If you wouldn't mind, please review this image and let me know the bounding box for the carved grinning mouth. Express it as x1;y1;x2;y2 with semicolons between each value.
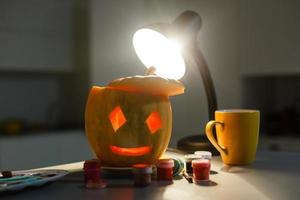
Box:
110;145;152;156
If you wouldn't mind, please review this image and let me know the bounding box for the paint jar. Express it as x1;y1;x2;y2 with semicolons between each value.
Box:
83;159;107;189
156;159;174;181
132;164;152;187
192;159;211;183
184;154;202;174
194;151;212;160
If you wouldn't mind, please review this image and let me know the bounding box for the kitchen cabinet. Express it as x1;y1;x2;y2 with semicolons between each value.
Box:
258;136;300;152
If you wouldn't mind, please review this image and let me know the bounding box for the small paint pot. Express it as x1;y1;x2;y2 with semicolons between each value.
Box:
192;159;211;183
132;164;152;187
184;154;202;174
156;159;174;181
83;159;107;189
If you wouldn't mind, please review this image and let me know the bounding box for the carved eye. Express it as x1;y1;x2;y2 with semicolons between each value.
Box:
109;106;126;132
146;111;162;134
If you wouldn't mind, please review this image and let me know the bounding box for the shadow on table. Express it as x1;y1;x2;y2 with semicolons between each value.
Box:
210;170;218;175
195;180;218;187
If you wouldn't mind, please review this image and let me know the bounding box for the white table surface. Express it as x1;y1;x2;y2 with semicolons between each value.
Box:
1;150;300;200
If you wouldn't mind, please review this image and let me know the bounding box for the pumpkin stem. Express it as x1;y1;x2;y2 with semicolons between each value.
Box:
145;66;157;76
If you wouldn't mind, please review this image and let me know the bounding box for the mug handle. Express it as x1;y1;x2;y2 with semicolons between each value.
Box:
205;120;227;154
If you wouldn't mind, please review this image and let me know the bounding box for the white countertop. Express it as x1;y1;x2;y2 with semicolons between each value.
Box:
1;150;300;200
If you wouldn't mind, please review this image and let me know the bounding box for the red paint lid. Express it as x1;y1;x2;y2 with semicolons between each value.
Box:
83;159;101;170
156;159;174;168
192;159;210;168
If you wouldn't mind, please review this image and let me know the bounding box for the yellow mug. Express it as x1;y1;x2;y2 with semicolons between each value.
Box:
205;109;260;165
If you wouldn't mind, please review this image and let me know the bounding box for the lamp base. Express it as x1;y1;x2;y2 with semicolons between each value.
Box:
177;135;220;156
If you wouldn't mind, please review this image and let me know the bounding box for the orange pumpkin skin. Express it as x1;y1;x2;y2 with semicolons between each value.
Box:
85;86;172;167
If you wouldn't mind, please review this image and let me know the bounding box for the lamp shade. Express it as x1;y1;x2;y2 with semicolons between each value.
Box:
133;28;186;80
132;11;219;153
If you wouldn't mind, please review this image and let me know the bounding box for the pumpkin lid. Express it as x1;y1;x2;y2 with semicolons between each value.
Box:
108;75;185;96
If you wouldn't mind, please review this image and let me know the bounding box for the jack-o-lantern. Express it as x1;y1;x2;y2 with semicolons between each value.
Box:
85;75;184;167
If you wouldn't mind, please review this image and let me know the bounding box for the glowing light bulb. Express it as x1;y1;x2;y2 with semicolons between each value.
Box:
133;28;186;80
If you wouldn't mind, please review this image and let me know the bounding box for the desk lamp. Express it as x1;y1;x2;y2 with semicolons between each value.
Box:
133;10;218;154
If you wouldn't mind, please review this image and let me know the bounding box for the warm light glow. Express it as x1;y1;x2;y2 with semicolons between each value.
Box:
146;111;162;134
110;145;152;156
133;28;185;80
109;106;126;132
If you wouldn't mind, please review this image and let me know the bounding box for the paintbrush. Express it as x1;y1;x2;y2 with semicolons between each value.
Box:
182;170;193;183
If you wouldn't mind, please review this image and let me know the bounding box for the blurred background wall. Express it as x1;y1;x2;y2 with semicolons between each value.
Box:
0;0;88;131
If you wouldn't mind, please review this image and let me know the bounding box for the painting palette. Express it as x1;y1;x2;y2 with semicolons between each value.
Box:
0;169;68;192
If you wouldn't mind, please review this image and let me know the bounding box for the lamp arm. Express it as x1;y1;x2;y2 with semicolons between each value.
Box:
172;10;218;120
173;10;219;153
177;42;219;153
189;43;218;120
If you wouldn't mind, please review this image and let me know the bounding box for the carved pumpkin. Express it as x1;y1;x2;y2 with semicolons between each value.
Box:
85;76;184;167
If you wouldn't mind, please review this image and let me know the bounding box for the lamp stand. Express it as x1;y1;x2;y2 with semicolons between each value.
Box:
175;11;219;154
177;43;219;155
